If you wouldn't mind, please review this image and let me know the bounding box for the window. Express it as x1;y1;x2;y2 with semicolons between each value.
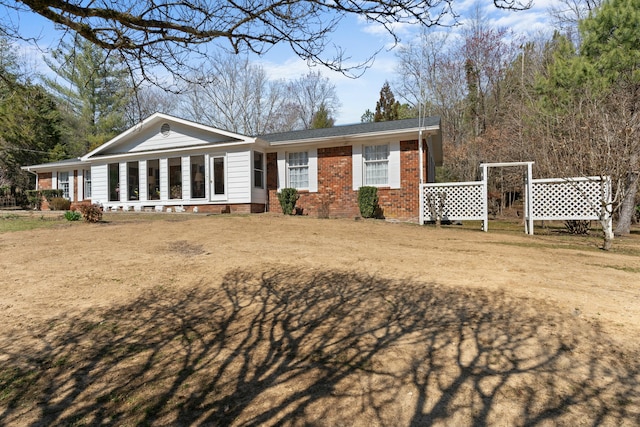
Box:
108;163;120;201
84;170;92;199
127;161;139;200
168;157;182;199
212;156;225;196
58;172;69;199
147;160;160;200
363;144;389;186
191;155;205;199
254;152;264;189
287;151;309;189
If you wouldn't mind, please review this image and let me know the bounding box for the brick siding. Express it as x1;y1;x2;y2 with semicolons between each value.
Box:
267;140;427;221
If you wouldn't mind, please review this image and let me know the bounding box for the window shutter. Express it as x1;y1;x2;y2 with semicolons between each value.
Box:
308;148;318;192
352;144;362;190
277;151;286;191
389;141;401;189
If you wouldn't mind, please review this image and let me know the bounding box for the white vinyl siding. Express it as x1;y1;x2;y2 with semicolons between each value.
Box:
111;122;234;154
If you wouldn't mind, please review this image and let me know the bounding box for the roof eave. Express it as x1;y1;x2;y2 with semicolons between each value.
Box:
268;125;440;147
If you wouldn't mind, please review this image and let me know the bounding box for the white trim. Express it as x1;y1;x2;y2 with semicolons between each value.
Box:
68;171;74;201
77;169;83;201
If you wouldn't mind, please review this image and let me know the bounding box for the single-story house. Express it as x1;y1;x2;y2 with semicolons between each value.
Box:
22;113;442;221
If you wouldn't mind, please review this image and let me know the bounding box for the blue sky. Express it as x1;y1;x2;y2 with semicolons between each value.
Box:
9;0;562;125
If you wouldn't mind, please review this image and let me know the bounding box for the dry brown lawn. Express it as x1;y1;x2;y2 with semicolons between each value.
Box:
0;213;639;426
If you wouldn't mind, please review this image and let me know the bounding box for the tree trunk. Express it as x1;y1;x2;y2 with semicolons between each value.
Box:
614;153;639;236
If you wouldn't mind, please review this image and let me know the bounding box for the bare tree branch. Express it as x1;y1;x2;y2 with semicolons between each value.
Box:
3;0;531;83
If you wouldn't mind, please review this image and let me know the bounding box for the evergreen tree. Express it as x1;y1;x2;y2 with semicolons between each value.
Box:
534;0;640;236
0;38;63;188
361;109;374;123
577;0;639;235
310;103;335;129
374;81;400;122
44;36;133;154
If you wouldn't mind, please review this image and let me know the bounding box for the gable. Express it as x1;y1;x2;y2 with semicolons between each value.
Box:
101;121;242;155
82;113;257;161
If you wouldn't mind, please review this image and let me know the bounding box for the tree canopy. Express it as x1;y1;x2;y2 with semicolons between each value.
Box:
2;0;531;83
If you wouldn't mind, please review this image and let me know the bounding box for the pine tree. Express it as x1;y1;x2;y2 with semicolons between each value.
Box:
44;37;133;154
374;81;400;122
310;103;335;129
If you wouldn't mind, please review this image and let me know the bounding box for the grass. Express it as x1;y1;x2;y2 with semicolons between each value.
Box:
0;213;68;233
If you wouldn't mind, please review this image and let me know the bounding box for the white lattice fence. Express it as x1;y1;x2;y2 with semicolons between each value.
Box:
421;182;486;221
531;177;610;220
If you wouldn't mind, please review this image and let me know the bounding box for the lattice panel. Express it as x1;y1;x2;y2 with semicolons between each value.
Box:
422;182;485;221
531;177;610;220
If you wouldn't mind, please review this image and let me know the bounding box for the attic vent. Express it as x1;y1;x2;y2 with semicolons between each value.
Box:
161;123;171;137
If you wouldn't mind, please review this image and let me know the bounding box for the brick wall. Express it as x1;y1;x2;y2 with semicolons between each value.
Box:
38;172;53;190
267;140;427;221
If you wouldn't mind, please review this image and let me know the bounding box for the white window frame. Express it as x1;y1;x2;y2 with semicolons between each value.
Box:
276;149;318;192
84;169;92;199
253;151;264;189
363;144;390;186
209;154;227;201
353;141;401;190
286;151;309;190
58;171;70;199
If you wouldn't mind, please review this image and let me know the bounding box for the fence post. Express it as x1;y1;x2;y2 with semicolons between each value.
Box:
481;164;488;232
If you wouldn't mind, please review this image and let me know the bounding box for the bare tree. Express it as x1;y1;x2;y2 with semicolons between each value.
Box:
124;86;179;126
395;30;468;145
548;0;603;44
182;53;295;135
286;71;341;130
2;0;532;86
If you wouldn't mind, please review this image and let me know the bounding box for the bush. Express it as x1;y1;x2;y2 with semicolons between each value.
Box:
78;203;103;223
277;188;299;215
49;197;71;211
64;210;82;221
358;186;379;218
42;189;63;200
25;189;64;210
564;220;591;235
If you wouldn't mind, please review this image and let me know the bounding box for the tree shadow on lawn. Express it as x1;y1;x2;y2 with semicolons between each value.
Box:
0;267;638;426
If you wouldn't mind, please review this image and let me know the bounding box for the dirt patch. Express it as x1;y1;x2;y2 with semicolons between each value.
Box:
0;214;638;426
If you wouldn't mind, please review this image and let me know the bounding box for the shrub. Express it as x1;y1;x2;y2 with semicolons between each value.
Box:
42;189;63;200
277;188;299;215
78;203;103;223
49;197;71;211
25;189;65;210
564;220;591;235
64;210;82;221
25;190;43;210
358;186;379;218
